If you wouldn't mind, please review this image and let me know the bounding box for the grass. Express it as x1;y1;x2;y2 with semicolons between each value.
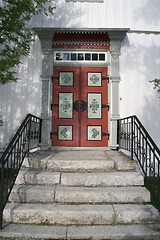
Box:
40;219;52;226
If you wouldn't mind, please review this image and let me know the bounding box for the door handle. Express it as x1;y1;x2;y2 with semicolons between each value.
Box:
73;100;87;112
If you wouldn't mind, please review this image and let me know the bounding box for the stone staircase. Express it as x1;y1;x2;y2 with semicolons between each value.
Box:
1;150;160;239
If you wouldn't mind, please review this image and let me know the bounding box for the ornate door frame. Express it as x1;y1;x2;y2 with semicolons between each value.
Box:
51;65;109;147
35;29;128;150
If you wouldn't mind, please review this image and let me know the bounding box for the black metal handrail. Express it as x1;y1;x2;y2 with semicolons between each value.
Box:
0;114;42;228
117;115;160;209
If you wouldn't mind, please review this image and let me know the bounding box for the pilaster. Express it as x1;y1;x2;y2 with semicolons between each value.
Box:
108;31;127;149
35;30;54;150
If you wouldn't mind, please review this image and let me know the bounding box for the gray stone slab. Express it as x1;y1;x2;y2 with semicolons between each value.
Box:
51;150;106;157
15;171;60;185
22;158;47;171
9;185;56;203
48;155;107;160
0;224;160;240
47;159;114;172
61;171;144;187
22;151;54;170
4;203;114;225
55;186;150;204
107;150;137;170
10;184;150;204
67;224;160;240
113;204;160;224
0;224;67;239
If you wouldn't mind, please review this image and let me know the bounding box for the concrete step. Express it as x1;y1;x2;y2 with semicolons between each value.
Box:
22;150;108;170
15;171;61;185
4;203;160;225
61;171;144;187
2;150;160;239
1;223;160;240
15;170;144;187
22;150;136;172
10;185;150;204
46;159;115;172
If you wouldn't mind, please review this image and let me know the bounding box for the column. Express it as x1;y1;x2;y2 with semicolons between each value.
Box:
36;30;53;150
108;30;127;149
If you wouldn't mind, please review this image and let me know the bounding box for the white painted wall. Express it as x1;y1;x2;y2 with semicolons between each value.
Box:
1;0;160;150
120;33;160;147
0;37;42;150
29;0;160;32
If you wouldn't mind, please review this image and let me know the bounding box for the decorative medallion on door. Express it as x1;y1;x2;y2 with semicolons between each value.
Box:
59;93;73;118
58;126;73;140
88;94;101;118
59;72;73;86
51;66;109;147
88;126;102;141
88;73;102;86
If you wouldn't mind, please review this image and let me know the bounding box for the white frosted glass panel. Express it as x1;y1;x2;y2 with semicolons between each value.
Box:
88;126;102;140
88;93;101;118
88;73;102;86
59;72;73;86
58;126;73;140
59;93;73;118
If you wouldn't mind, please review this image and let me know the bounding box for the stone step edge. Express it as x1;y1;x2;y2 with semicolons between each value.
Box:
9;185;151;204
4;203;160;225
22;157;136;172
15;171;144;187
0;223;160;240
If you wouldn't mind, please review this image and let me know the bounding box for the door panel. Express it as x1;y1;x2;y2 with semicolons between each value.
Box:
52;66;108;147
80;66;108;146
52;66;79;146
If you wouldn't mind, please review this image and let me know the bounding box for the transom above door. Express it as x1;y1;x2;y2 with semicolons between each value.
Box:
51;66;109;147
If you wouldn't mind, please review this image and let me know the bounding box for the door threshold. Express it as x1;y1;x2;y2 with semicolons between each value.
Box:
51;146;110;151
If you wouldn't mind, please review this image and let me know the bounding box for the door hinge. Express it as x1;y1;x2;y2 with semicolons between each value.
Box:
102;76;109;83
50;132;58;139
102;132;110;140
51;103;59;110
102;104;110;111
52;76;59;81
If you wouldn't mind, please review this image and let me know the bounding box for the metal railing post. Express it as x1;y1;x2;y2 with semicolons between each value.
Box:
0;163;4;229
117;119;120;148
27;115;32;153
131;116;134;160
39;118;42;144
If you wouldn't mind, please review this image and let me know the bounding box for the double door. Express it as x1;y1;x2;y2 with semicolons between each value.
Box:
51;66;109;147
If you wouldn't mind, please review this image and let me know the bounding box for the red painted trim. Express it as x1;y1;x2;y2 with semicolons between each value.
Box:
52;32;110;49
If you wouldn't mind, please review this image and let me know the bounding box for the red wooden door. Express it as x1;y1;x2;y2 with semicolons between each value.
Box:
51;66;109;147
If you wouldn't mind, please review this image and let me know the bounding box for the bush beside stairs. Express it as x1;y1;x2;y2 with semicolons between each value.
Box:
1;150;160;239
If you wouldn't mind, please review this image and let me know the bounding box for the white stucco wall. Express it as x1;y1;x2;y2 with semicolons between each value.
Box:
120;33;160;147
0;37;42;150
29;0;160;32
1;0;160;150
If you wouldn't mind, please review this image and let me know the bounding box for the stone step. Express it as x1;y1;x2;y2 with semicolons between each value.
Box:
46;159;115;172
22;151;136;172
61;171;144;187
15;171;61;185
10;185;150;204
54;186;150;204
1;223;160;240
15;170;144;187
4;203;160;225
22;158;116;172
